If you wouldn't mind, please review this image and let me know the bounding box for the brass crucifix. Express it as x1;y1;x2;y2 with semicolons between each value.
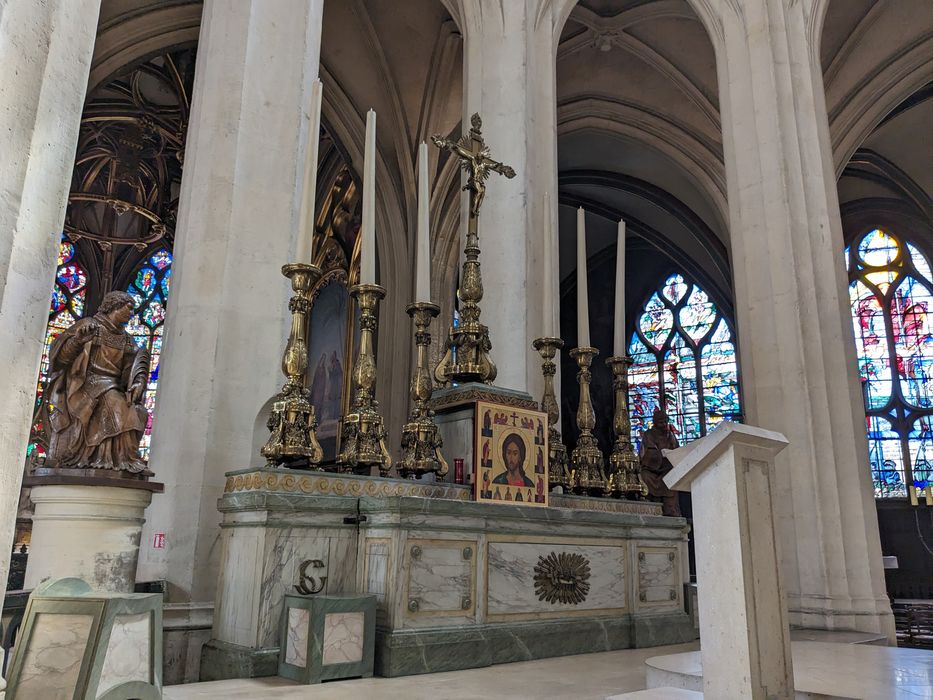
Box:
432;113;515;221
430;113;514;385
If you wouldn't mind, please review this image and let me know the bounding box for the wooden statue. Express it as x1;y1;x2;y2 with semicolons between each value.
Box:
639;408;682;516
44;291;150;474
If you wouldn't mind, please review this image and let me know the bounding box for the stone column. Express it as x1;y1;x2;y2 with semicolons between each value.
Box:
717;0;894;638
0;0;101;606
455;0;561;396
137;0;325;606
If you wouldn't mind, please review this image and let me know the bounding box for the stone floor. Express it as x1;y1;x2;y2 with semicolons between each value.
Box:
645;640;933;698
163;642;700;700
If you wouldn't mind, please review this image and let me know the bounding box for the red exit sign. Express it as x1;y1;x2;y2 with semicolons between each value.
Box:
152;533;166;549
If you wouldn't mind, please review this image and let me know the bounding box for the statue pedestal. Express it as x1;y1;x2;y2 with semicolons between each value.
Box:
23;475;163;593
430;382;539;484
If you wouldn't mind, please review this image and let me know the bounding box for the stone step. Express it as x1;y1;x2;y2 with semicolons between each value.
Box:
607;688;703;699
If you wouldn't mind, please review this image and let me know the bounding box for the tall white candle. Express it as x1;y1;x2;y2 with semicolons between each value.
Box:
543;192;554;337
296;79;323;264
415;142;431;302
613;219;626;356
361;109;377;284
576;207;590;347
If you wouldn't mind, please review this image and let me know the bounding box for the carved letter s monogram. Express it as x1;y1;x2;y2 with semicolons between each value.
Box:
294;559;327;595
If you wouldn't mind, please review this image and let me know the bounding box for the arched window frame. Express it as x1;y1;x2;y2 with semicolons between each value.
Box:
627;272;742;448
28;234;90;460
846;227;933;498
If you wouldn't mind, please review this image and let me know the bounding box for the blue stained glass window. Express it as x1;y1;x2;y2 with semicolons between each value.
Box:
846;228;933;497
126;249;173;460
28;234;89;460
628;273;741;449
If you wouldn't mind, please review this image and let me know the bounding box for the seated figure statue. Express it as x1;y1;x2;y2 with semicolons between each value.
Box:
639;408;682;516
44;291;150;474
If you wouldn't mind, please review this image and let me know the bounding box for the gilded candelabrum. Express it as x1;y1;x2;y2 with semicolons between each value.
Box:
398;302;449;479
606;356;648;499
533;337;571;491
570;346;608;496
261;263;324;468
432;113;515;385
337;284;392;476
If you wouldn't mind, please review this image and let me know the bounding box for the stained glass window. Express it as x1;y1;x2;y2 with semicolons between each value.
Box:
628;273;740;448
27;234;89;460
847;228;933;497
125;250;172;460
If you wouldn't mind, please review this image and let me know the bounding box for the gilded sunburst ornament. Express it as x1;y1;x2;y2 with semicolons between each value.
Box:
533;551;591;605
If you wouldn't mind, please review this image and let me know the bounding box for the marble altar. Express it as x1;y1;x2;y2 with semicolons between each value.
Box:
202;468;693;680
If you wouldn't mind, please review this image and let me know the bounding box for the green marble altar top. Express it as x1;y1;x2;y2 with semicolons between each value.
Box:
222;467;662;517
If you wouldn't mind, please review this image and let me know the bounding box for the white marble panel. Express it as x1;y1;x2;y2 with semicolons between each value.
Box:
407;543;473;612
365;541;389;604
97;611;151;697
17;612;93;700
321;612;364;665
639;551;676;589
214;529;263;647
257;528;356;647
284;607;309;668
487;542;625;615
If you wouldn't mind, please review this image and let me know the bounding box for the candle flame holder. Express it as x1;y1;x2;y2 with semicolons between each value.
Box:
606;356;648;499
337;283;392;475
533;337;570;491
261;263;324;468
398;302;449;479
570;346;608;496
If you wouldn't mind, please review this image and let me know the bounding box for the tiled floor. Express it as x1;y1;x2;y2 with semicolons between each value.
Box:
163;642;700;700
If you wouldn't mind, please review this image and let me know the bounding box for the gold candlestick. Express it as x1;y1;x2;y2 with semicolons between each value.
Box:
261;263;324;468
432;114;515;385
570;346;607;496
337;283;392;475
533;337;570;491
606;356;648;499
399;302;449;479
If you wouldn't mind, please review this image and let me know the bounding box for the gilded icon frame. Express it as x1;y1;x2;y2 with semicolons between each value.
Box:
474;400;548;507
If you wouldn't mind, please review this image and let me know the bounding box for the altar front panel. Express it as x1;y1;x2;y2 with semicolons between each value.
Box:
208;469;695;679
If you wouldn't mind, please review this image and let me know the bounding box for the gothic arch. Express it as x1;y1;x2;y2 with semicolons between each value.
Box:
551;0;724;61
89;1;201;91
557;99;727;232
817;0;933;173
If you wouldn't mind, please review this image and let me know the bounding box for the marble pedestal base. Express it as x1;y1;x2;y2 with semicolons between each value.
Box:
23;477;162;592
204;469;690;680
431;382;539;484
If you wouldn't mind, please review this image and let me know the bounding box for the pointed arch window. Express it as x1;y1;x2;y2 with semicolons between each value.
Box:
846;228;933;498
28;234;89;460
126;249;172;460
628;273;741;447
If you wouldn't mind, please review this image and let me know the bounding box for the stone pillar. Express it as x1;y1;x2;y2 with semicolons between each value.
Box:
717;0;894;638
0;0;100;607
665;423;794;699
137;0;325;607
455;0;561;396
24;483;159;593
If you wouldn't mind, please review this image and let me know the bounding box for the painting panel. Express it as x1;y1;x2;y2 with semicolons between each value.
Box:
308;277;350;462
474;401;548;507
